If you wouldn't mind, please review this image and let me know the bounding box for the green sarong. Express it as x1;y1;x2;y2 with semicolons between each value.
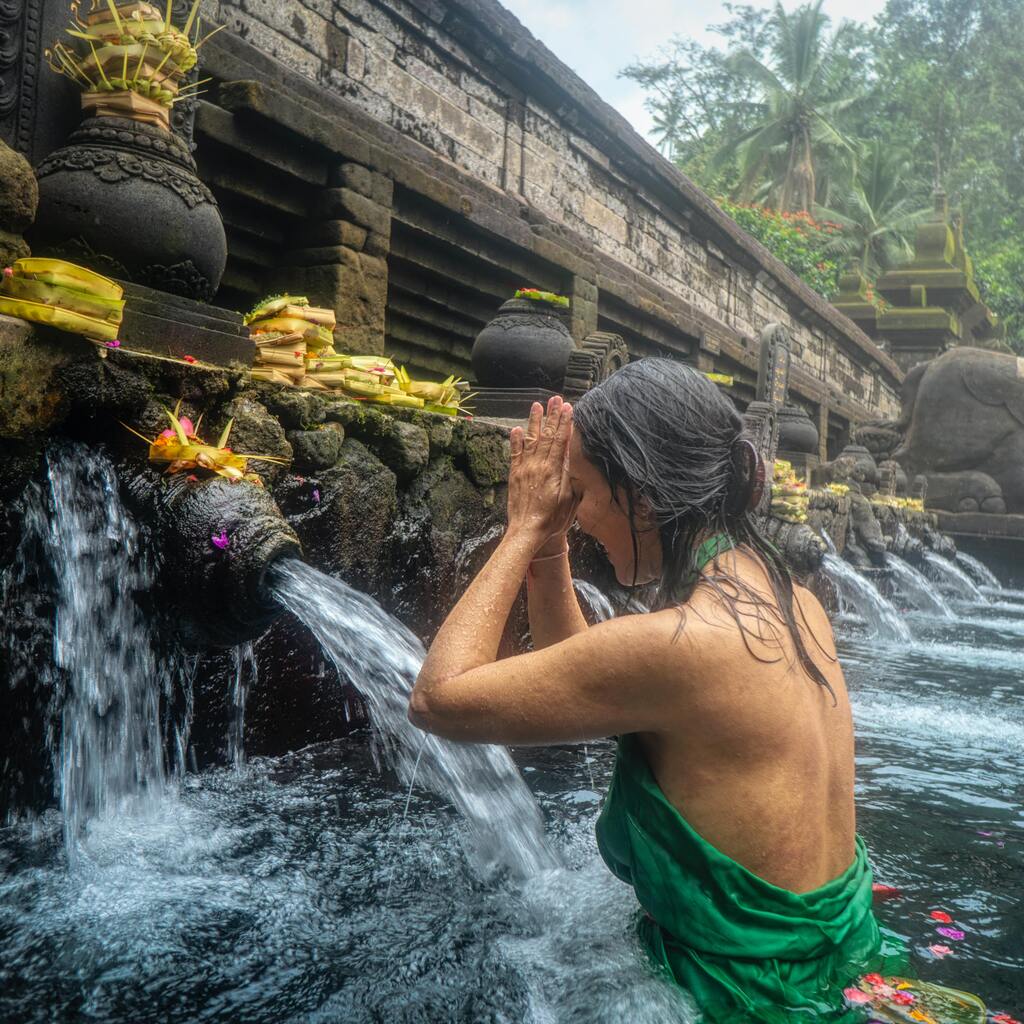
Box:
596;732;881;1021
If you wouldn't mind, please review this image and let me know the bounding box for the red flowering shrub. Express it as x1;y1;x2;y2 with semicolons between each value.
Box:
716;199;841;299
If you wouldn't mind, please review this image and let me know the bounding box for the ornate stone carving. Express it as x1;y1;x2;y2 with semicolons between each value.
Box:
31;115;226;301
37;143;215;209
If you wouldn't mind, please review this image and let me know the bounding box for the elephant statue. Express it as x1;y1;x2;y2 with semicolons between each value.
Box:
894;348;1024;514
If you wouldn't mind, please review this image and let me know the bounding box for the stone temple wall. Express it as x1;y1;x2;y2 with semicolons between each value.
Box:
193;0;902;442
2;0;903;455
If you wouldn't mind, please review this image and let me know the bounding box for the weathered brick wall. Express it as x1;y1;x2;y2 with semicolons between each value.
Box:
203;0;901;422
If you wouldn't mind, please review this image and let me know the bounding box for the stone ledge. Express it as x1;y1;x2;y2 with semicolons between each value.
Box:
934;510;1024;540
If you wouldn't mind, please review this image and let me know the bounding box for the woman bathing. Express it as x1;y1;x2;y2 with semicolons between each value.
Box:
409;359;879;1019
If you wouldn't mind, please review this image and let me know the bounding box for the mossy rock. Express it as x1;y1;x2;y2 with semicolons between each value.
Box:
215;395;292;485
278;438;398;594
287;424;343;472
262;387;328;430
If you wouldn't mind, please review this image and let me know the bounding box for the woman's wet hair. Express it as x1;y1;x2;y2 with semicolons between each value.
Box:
573;357;835;697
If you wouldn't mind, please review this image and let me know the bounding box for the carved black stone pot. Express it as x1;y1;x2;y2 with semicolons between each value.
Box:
776;404;819;455
472;297;575;390
30;116;227;301
839;443;879;495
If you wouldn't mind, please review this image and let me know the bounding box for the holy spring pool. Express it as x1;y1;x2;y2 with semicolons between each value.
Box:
0;446;1021;1022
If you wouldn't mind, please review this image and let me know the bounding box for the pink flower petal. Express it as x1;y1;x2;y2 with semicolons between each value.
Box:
936;926;965;940
930;910;953;923
210;531;230;550
872;883;902;900
843;988;873;1004
928;944;953;957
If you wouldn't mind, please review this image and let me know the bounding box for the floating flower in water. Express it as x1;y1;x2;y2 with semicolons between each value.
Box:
936;926;965;940
104;338;121;349
872;883;902;900
843;988;873;1004
2;266;12;277
977;830;993;837
929;910;953;923
183;354;197;364
863;974;885;986
210;530;230;550
993;1013;1021;1024
928;944;953;957
312;488;320;504
892;992;917;1006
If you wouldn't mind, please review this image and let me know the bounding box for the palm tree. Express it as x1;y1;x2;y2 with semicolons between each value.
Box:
715;0;862;213
651;96;685;160
815;141;930;279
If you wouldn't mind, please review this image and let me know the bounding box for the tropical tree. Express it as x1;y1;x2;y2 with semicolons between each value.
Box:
814;141;930;279
712;1;866;212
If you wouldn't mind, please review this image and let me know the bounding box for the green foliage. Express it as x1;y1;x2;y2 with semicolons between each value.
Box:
974;231;1024;355
717;198;842;296
815;141;931;280
623;0;1024;343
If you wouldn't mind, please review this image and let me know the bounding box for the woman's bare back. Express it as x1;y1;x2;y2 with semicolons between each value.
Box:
636;550;856;894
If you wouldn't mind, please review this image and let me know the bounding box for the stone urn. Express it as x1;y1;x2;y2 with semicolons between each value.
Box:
30;116;227;301
471;296;575;390
837;443;879;495
776;404;819;456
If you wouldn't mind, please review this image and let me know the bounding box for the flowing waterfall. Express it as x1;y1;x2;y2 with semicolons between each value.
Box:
887;554;954;618
923;551;985;602
269;559;557;879
821;554;912;642
33;445;174;862
228;642;257;769
956;551;1001;590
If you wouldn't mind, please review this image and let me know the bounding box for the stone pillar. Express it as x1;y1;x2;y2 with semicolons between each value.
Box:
569;274;598;344
284;162;393;355
817;401;829;463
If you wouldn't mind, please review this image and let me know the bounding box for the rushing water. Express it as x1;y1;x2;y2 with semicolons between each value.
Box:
9;446;176;864
923;551;986;602
2;489;1021;1020
821;553;912;642
269;558;556;879
573;578;615;622
227;642;257;770
956;552;1002;590
887;554;955;619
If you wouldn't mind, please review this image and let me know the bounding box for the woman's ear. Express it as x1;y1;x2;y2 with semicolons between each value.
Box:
634;495;658;531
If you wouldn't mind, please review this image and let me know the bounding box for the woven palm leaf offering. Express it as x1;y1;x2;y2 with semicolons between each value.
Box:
0;258;124;343
771;458;809;523
46;0;219;130
122;402;287;485
245;295;336;386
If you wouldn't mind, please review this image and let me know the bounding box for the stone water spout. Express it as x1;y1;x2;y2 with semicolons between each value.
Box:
163;478;301;647
128;473;301;647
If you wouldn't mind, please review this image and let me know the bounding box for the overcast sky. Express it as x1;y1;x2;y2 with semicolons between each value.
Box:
500;0;889;142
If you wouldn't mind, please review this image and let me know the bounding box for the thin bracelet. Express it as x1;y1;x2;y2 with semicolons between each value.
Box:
530;546;569;565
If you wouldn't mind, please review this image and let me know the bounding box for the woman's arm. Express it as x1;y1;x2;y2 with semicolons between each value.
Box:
409;610;689;744
414;398;577;696
527;540;589;649
526;401;589;649
410;396;702;745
